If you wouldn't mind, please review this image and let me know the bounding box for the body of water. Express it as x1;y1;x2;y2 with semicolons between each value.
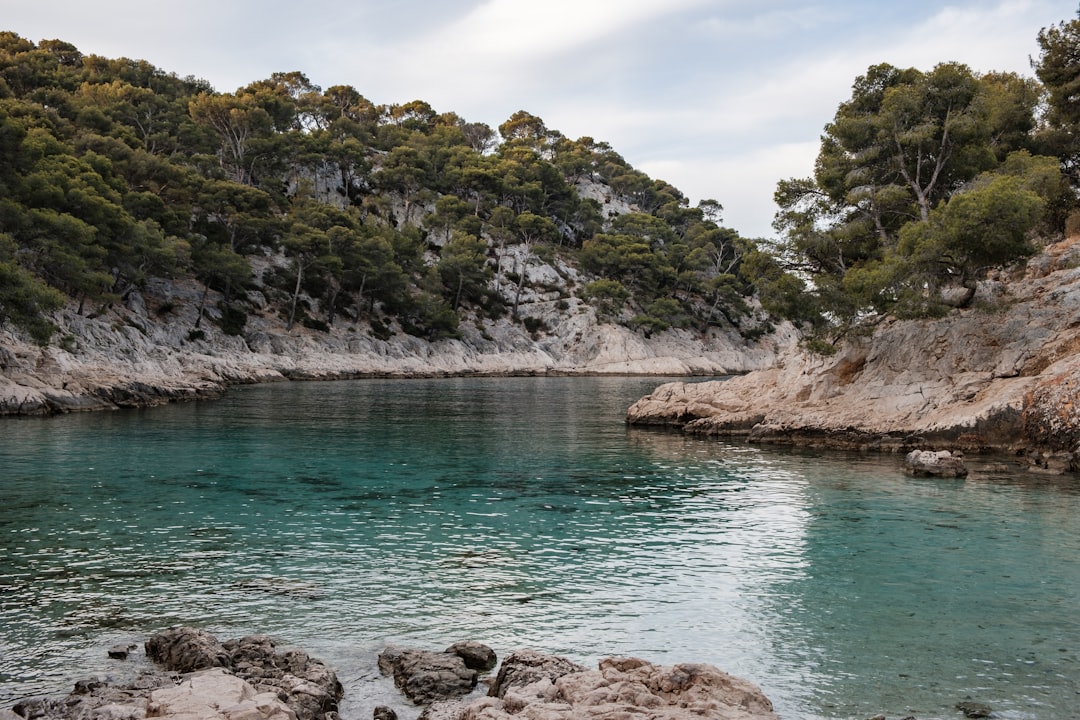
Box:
1;376;1078;719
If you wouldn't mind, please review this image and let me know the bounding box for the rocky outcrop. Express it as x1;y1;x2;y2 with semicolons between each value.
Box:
148;668;297;720
13;668;298;720
486;650;585;698
444;643;498;673
420;654;777;720
145;627;230;673
0;275;792;416
377;644;496;705
9;635;778;720
627;237;1080;470
905;449;968;478
11;628;343;720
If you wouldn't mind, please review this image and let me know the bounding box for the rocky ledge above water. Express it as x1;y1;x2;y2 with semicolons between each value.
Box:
3;629;779;720
0;274;792;416
627;237;1080;473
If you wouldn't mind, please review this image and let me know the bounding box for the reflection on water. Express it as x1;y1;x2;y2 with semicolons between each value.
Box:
1;377;1079;720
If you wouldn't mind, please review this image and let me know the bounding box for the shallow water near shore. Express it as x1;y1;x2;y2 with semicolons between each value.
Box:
2;376;1079;719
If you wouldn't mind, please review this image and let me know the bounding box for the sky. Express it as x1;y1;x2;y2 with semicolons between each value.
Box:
5;0;1079;239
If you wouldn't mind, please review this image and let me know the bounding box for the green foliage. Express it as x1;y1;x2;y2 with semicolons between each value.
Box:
0;32;761;343
438;231;491;309
630;298;690;336
522;316;547;336
0;234;65;343
218;302;248;335
898;173;1044;283
802;338;839;356
765;54;1067;338
580;279;629;318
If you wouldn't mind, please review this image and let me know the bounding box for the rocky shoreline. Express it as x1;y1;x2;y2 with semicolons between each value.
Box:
0;276;792;417
626;237;1080;474
2;628;780;720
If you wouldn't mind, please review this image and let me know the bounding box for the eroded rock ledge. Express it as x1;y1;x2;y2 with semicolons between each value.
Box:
445;651;777;720
626;238;1080;472
0;275;793;416
10;627;343;720
4;631;778;720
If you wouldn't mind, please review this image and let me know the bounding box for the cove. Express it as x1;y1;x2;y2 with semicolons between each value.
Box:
1;376;1079;720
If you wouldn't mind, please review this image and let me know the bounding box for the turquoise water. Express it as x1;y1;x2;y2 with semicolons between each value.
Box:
1;376;1079;719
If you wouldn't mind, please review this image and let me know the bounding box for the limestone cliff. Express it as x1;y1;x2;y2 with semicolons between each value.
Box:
0;272;792;416
627;237;1080;471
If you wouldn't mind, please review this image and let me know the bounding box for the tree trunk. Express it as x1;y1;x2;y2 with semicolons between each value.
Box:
513;268;526;319
194;284;209;329
354;274;367;321
286;261;303;331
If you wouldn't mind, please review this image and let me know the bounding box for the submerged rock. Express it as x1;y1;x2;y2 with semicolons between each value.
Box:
956;700;993;718
905;449;968;478
107;643;136;660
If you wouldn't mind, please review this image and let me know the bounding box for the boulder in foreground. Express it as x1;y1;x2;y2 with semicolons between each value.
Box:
905;449;969;478
378;644;491;705
10;627;342;720
422;652;778;720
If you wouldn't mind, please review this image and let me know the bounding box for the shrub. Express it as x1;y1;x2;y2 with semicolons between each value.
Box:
302;317;330;332
522;316;548;336
218;303;247;336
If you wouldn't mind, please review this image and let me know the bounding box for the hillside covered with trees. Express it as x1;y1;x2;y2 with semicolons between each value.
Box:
0;31;761;350
3;9;1080;369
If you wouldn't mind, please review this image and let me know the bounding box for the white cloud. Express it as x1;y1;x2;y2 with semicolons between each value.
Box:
639;141;819;239
425;0;708;59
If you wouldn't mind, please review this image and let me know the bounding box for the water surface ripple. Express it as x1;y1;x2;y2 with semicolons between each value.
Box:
1;377;1079;719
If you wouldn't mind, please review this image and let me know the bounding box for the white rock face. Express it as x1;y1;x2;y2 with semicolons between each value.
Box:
0;271;793;415
627;237;1080;466
148;668;297;720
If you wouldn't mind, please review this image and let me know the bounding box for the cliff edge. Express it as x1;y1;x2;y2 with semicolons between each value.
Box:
0;276;792;416
627;237;1080;472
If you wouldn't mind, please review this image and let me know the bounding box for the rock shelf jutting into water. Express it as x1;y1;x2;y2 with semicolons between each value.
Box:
627;237;1080;473
3;629;779;720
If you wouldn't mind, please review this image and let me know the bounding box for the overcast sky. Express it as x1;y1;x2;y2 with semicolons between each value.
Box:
5;0;1078;238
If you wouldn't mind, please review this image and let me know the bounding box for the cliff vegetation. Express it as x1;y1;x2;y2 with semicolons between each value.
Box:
0;31;766;351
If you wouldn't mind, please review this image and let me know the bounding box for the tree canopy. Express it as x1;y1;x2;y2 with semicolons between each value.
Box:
757;53;1072;345
0;33;764;345
4;12;1080;351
